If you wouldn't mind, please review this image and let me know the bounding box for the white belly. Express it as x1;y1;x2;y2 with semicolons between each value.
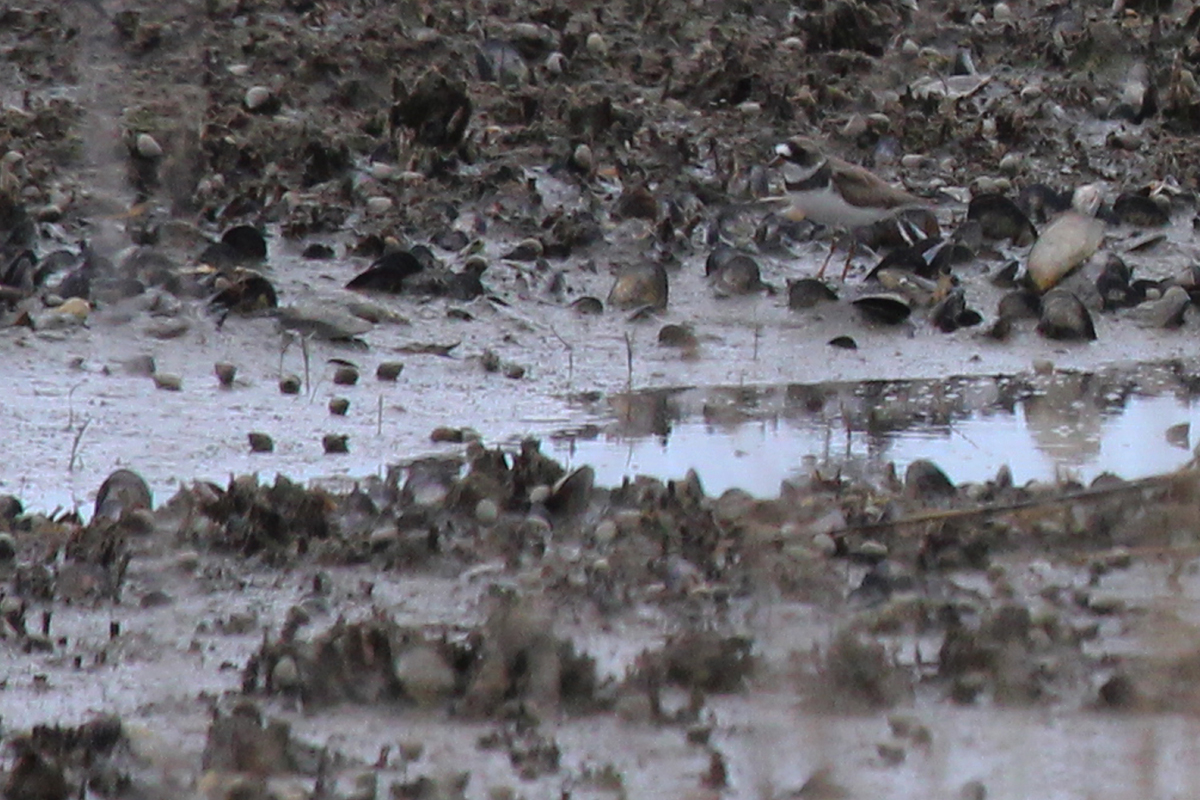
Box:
793;185;893;229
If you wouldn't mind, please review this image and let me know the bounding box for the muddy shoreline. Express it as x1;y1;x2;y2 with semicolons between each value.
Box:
6;0;1200;798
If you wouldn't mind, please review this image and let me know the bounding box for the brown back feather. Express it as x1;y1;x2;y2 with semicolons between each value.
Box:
827;156;923;210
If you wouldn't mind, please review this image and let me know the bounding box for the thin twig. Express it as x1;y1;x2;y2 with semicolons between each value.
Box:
830;468;1193;538
68;417;91;472
549;325;574;392
301;334;312;397
64;382;84;431
623;332;634;393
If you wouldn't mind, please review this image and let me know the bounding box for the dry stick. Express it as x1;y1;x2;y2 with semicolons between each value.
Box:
301;334;312;398
68;417;91;472
624;331;634;393
829;468;1194;538
65;381;84;431
549;325;574;392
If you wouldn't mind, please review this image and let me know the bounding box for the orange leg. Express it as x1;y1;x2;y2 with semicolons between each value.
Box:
840;239;858;280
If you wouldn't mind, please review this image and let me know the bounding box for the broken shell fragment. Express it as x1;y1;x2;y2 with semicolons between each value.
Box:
1130;285;1189;329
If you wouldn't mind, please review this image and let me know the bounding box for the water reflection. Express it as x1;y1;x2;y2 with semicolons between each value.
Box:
547;361;1200;496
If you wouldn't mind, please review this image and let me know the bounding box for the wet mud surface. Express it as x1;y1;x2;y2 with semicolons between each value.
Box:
7;0;1200;798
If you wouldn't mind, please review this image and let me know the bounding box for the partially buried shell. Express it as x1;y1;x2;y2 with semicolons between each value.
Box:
608;262;668;310
968;194;1037;246
787;278;837;310
1130;285;1189;329
852;293;911;325
1037;288;1096;341
1096;255;1139;310
705;247;766;295
209;268;278;314
1112;193;1169;227
930;289;982;333
346;250;425;293
1026;212;1105;292
94;469;152;521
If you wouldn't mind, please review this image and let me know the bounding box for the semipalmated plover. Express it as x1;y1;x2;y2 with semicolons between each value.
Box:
772;137;930;277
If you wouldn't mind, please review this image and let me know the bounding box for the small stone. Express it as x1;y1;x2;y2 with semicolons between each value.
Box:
877;743;906;765
970;11;987;25
135;133;163;159
329;397;350;416
366;196;394;215
58;297;91;321
900;38;919;55
475;498;499;524
857;540;888;560
214;362;236;387
593;519;617;545
279;374;302;394
323;434;349;454
140;590;172;608
585;32;608;57
174;550;200;572
1032;359;1054;375
395;646;456;706
272;655;301;691
737;100;762;116
866;113;891;131
0;532;15;561
153;373;182;391
248;432;274;452
504;363;526;379
376;361;404;381
332;365;359;386
998;153;1021;175
570;143;594;173
993;2;1013;22
900;154;926;170
528;485;551;504
244;85;274;111
842;114;868;139
812;532;838;557
959;780;987;800
1020;84;1043;101
545;51;566;74
369;162;397;181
